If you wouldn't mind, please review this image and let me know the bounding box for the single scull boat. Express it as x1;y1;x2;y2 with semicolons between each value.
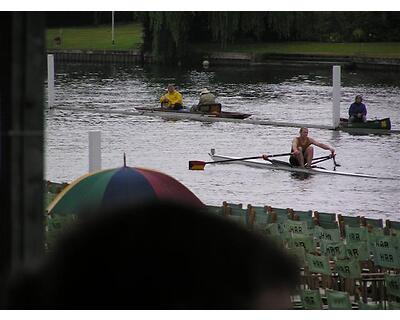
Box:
208;149;397;180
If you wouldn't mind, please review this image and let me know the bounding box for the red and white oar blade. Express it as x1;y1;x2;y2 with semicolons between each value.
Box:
189;160;207;170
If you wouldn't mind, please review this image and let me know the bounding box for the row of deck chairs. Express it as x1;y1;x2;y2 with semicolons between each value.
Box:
205;202;400;310
207;201;400;234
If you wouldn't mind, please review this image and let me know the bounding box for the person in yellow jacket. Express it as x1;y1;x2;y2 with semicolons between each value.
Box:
160;84;183;110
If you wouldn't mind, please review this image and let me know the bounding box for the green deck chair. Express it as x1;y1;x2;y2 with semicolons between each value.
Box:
222;201;242;210
345;241;370;262
385;274;400;299
306;253;331;276
249;205;272;229
362;217;384;229
345;225;368;243
313;225;341;245
368;233;398;254
320;240;347;260
285;219;309;236
314;211;337;229
264;223;286;247
339;214;362;227
301;289;323;310
226;206;249;227
287;246;306;268
373;246;400;269
266;206;290;223
358;301;383;310
290;233;316;253
326;289;352;310
291;209;314;229
205;205;224;217
387;301;400;310
386;219;400;231
335;258;362;279
339;214;361;237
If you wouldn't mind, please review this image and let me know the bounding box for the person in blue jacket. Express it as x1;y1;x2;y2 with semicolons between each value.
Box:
349;95;367;123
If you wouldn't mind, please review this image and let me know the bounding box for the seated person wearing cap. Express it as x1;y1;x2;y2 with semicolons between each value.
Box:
348;95;367;123
160;84;183;110
198;88;216;105
191;88;220;114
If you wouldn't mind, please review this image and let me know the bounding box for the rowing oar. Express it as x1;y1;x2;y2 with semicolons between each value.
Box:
189;152;292;170
311;155;332;166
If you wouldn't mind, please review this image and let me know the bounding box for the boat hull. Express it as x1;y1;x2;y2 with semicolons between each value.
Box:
339;117;391;130
135;107;251;120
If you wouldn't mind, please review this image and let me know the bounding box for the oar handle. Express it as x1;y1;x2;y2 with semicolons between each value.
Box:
312;155;332;161
264;152;293;158
311;154;337;166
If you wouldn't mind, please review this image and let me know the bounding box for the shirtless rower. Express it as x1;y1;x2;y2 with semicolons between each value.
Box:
288;127;335;168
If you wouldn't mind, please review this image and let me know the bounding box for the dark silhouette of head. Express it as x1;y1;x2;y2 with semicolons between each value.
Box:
4;201;299;309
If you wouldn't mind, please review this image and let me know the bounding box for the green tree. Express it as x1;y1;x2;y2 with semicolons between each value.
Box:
140;12;194;64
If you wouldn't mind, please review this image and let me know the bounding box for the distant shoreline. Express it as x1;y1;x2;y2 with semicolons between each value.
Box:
47;23;400;69
47;49;400;71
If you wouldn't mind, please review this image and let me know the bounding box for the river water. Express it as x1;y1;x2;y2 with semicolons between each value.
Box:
45;63;400;220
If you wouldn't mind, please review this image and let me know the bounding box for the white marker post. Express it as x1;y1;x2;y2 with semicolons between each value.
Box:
47;54;54;108
332;65;341;128
89;131;101;173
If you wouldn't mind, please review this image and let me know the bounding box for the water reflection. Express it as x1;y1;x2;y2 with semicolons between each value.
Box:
290;172;314;181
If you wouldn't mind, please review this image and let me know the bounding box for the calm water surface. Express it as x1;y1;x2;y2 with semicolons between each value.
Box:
45;63;400;220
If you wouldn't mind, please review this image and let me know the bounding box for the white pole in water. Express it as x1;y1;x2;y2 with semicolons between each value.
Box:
47;54;54;108
332;65;341;128
111;11;115;45
89;131;102;173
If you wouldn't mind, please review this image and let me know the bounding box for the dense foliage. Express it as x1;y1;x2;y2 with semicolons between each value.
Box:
139;12;400;63
141;12;195;64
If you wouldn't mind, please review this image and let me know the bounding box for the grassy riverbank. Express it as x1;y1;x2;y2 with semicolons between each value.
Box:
46;23;143;50
47;23;400;59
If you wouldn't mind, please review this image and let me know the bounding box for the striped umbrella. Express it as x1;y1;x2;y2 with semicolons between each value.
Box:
47;166;204;216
